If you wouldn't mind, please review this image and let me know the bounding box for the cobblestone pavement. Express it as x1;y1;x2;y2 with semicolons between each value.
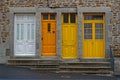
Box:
0;64;120;80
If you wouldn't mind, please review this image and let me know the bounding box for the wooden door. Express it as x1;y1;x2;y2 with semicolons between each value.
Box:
62;13;78;58
83;13;105;58
14;14;36;56
42;13;56;56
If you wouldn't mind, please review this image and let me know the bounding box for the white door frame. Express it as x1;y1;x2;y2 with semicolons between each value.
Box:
14;14;36;56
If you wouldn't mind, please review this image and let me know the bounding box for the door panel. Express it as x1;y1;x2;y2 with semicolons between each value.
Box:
26;23;36;55
14;14;36;56
14;23;26;56
42;14;56;56
62;46;76;58
83;23;93;57
62;25;77;58
83;14;105;58
94;23;104;57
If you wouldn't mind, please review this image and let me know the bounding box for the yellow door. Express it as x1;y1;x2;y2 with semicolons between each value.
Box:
42;13;56;56
83;13;105;58
62;13;78;58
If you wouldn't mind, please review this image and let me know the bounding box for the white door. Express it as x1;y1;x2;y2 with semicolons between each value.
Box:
14;14;36;56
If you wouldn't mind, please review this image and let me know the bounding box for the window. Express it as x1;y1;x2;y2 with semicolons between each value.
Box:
31;24;35;39
84;15;103;20
43;14;48;20
84;23;92;39
95;23;103;39
70;13;76;23
48;23;51;32
27;24;30;40
63;13;77;23
50;14;56;20
16;24;20;40
63;13;69;23
21;24;24;40
42;13;56;20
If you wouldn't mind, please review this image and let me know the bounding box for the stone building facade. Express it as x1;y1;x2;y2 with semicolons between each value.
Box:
0;0;120;74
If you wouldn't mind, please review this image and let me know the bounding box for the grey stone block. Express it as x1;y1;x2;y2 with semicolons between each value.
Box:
118;24;120;30
0;56;7;63
115;58;120;73
108;25;112;31
118;13;120;19
9;7;36;13
0;13;2;19
78;7;111;13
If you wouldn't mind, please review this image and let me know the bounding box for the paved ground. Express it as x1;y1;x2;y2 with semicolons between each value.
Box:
0;64;120;80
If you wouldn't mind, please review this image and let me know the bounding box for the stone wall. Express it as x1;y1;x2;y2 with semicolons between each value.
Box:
0;0;120;62
115;58;120;74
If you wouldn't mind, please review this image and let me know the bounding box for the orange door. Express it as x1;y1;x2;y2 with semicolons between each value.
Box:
42;13;56;56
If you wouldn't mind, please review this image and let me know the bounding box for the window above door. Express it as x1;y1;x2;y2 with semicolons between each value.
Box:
42;13;56;20
62;13;77;24
83;13;104;21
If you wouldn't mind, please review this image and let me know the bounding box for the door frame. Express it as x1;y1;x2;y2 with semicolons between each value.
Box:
82;13;105;58
78;7;112;59
9;7;38;58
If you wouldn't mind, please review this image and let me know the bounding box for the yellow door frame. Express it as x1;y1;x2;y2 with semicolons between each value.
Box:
82;13;105;58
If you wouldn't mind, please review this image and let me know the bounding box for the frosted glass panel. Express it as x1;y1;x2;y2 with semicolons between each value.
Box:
17;24;20;40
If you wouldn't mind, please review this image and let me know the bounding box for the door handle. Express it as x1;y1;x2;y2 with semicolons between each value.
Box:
52;31;55;33
41;37;43;40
